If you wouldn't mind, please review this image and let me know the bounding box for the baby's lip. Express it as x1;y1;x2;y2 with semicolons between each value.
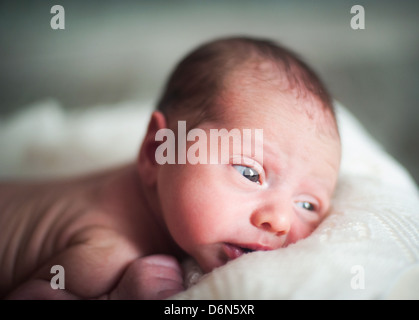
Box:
222;242;273;261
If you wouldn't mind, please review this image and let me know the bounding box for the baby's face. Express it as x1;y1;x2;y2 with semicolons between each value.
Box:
156;80;341;273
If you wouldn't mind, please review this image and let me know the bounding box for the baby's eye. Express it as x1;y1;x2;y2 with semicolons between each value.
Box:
233;165;260;184
296;201;316;211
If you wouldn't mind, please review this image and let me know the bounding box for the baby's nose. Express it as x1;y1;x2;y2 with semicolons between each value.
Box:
250;207;291;236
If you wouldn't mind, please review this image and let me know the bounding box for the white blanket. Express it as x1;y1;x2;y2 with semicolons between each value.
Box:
1;100;418;299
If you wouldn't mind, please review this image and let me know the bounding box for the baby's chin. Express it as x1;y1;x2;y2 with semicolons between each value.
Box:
192;242;258;273
190;247;230;274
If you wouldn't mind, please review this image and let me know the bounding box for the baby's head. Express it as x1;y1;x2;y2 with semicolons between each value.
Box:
138;37;341;272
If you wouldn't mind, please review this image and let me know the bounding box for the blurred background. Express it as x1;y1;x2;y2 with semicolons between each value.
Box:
0;0;418;184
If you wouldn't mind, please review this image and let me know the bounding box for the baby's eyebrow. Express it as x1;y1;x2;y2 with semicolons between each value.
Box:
238;128;265;160
257;140;283;172
306;176;337;205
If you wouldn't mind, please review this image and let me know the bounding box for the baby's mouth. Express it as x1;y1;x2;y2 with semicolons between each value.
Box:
241;247;254;254
222;243;270;261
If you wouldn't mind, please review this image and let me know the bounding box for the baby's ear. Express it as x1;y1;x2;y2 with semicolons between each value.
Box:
137;111;167;186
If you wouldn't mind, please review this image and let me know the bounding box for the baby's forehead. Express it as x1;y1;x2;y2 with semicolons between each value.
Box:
207;93;341;166
218;77;332;123
220;60;335;120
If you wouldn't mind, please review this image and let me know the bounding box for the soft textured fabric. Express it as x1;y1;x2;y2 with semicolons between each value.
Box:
0;100;418;299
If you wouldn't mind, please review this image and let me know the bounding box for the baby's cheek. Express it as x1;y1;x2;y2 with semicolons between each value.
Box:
287;221;318;245
174;195;217;244
160;182;208;247
158;164;234;251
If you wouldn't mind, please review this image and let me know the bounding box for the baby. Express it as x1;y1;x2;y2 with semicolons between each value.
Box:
0;36;341;299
